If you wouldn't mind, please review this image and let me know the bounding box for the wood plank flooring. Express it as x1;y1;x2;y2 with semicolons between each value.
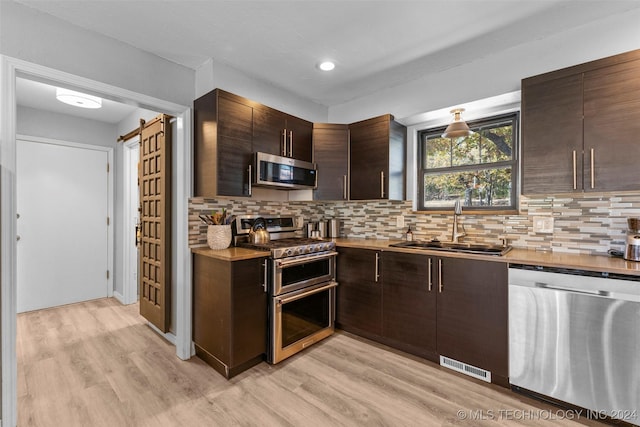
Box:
18;298;605;426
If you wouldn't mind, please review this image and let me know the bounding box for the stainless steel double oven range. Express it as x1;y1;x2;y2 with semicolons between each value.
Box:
234;215;338;364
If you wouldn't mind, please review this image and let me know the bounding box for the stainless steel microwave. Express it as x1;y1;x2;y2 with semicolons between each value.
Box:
253;152;317;190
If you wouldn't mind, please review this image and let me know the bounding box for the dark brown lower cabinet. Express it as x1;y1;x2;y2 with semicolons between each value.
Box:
192;253;268;378
335;247;382;337
336;247;508;386
436;257;509;386
381;251;437;360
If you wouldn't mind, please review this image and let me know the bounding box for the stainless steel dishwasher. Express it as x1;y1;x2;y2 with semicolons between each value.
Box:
509;264;640;424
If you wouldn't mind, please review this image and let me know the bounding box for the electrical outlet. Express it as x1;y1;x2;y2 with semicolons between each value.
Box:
533;216;554;233
396;215;405;228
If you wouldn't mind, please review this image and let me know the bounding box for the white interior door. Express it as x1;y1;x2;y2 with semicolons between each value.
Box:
17;139;110;313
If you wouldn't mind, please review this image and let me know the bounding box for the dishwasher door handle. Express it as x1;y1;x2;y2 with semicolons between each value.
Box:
534;282;610;297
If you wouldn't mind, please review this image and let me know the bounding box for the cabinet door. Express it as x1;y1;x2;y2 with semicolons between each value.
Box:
336;247;382;336
216;95;253;197
584;58;640;192
194;91;218;197
193;255;231;362
521;74;583;194
313;123;349;200
231;258;267;365
286;115;313;162
436;257;508;379
350;116;390;200
382;252;436;357
253;106;287;157
194;91;253;198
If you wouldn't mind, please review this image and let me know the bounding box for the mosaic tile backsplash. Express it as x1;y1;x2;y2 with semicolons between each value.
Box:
189;192;640;255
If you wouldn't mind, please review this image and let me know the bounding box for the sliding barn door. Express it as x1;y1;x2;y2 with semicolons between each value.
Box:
139;114;172;332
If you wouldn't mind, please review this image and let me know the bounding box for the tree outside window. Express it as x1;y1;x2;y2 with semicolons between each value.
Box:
418;113;518;211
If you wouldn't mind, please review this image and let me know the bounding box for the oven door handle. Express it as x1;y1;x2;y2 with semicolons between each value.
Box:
275;251;337;268
275;281;338;305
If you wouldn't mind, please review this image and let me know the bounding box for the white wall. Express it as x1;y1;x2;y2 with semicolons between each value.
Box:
17;106;116;148
328;7;640;124
195;59;328;123
0;1;195;107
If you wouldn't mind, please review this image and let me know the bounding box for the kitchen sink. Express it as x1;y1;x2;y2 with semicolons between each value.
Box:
389;240;512;256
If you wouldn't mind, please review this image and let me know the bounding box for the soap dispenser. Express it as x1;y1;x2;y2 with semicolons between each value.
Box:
405;226;413;241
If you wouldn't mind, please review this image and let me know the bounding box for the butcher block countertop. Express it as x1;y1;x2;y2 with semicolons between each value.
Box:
191;238;640;277
332;238;640;277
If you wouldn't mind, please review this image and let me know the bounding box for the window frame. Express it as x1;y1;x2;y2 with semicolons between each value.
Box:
417;112;519;213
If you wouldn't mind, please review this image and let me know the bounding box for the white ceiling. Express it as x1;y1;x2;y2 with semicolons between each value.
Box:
13;0;640;118
16;77;138;124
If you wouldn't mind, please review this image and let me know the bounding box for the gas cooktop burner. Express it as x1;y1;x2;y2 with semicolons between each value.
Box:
240;238;336;258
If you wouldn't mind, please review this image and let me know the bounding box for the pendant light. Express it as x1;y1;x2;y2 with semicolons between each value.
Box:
442;108;473;138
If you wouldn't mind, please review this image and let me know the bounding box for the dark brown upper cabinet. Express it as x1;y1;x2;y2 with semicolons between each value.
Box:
522;49;640;195
349;114;406;200
194;89;253;198
194;89;315;197
253;105;313;163
312;123;349;200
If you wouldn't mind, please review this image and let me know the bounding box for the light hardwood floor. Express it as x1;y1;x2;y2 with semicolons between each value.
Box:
18;298;605;427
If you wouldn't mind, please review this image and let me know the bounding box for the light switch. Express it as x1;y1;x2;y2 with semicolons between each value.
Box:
396;215;405;228
533;216;554;233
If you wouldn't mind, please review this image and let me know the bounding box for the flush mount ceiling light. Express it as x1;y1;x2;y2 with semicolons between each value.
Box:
318;61;335;71
442;108;474;138
56;88;102;109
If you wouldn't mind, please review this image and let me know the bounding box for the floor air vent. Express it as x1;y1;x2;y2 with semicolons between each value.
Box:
440;356;491;383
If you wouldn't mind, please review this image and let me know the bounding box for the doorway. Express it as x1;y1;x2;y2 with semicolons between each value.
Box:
16;138;112;312
1;57;193;427
122;137;140;305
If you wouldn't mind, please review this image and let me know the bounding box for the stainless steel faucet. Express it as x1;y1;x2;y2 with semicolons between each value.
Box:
451;200;466;243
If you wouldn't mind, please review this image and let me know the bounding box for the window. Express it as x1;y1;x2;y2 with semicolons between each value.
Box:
417;113;518;211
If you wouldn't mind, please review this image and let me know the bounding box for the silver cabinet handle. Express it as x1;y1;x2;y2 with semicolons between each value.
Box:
427;258;432;291
282;129;287;156
288;130;293;157
262;259;268;293
438;259;443;292
572;150;577;190
374;252;380;283
248;164;252;196
380;171;385;198
590;148;595;189
342;175;348;200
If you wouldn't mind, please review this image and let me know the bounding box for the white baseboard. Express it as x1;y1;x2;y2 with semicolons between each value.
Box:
112;291;125;304
147;322;177;346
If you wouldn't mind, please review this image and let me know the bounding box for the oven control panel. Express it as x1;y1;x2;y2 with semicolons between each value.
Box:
273;241;335;258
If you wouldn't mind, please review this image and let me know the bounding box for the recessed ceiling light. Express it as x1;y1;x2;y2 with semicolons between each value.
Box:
56;88;102;109
318;61;335;71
